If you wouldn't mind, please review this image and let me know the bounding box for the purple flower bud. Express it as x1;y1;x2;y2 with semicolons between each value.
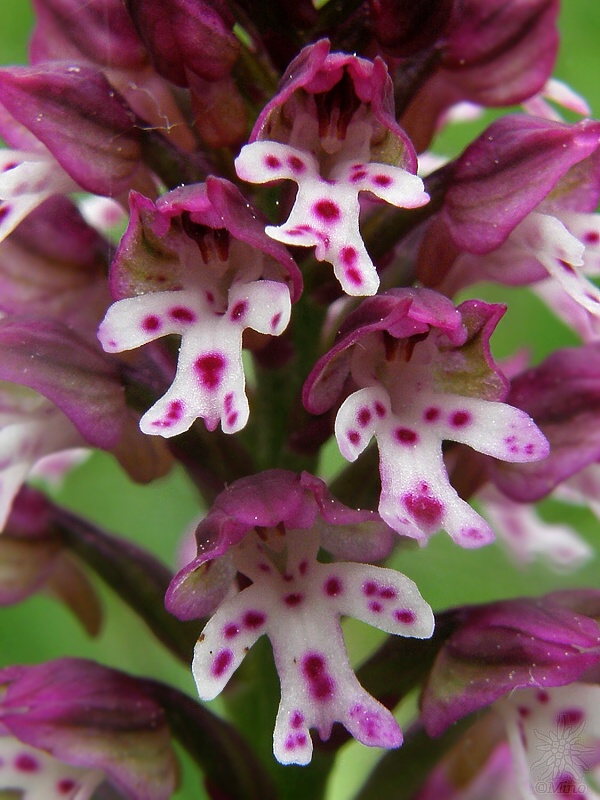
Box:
30;0;148;70
124;0;239;86
0;659;178;800
0;63;142;196
420;591;600;737
491;343;600;502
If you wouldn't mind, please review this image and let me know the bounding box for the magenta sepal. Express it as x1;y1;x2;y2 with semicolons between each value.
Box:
249;39;418;169
0;63;141;195
420;590;600;738
30;0;148;70
491;342;600;502
418;117;600;324
0;659;178;800
440;116;600;255
398;0;560;150
368;0;453;57
0;317;131;450
124;0;239;86
0;196;110;334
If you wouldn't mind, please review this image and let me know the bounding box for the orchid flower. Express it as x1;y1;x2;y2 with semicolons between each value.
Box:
167;470;434;764
235;40;429;296
99;178;300;436
304;289;548;546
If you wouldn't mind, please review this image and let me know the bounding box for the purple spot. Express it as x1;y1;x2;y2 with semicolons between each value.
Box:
284;592;304;607
301;653;335;701
584;230;600;244
258;562;271;573
537;690;550;704
349;703;381;740
15;754;39;772
369;601;383;613
58;779;77;794
288;155;305;173
264;154;281;169
394;609;415;624
403;491;443;528
350;169;367;182
166;400;183;420
341;246;357;266
463;527;484;541
1;162;17;172
270;312;282;330
284;732;307;751
0;205;10;223
362;581;377;596
223;623;239;639
206;290;215;304
211;649;233;677
313;199;340;222
230;300;247;321
557;708;585;727
324;577;343;596
142;314;161;332
347;429;360;445
357;407;371;427
243;610;266;629
524;442;534;455
394;427;418;444
223;392;234;411
379;587;397;600
518;705;531;718
195;352;226;390
553;773;583;798
424;406;440;422
346;266;363;286
373;174;392;187
291;711;304;728
450;410;471;428
374;402;386;418
298;560;308;576
559;259;576;274
169;306;196;323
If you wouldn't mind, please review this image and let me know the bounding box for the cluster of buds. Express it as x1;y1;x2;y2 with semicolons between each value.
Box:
0;1;599;798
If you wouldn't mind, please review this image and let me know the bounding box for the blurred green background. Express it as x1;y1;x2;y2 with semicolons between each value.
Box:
0;2;599;798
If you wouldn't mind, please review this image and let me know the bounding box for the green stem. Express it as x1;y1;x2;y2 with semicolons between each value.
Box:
47;497;199;664
150;680;278;800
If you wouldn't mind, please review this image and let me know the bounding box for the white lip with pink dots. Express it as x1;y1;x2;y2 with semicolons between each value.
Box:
191;527;433;765
235;137;429;297
0;737;103;800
